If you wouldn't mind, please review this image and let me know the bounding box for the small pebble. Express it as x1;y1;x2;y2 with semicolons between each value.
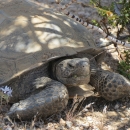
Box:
86;116;93;123
59;118;66;126
114;104;120;109
66;121;73;128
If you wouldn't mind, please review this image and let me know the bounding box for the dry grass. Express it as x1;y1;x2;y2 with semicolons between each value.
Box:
0;0;130;130
0;97;130;130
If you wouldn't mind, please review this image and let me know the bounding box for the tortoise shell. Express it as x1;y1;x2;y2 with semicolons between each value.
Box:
0;0;103;85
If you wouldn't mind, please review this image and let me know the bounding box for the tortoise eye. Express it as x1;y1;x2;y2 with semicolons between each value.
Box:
68;63;75;69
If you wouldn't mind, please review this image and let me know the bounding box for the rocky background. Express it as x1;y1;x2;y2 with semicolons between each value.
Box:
0;0;130;130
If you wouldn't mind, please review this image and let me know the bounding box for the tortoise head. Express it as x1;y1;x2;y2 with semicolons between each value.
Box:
53;58;90;86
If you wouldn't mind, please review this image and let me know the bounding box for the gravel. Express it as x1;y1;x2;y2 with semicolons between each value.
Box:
0;0;130;130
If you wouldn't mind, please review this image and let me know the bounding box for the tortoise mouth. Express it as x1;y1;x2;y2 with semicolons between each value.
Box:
70;75;90;80
60;73;90;86
64;74;90;80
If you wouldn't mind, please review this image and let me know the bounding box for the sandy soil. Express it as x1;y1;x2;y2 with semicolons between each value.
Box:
0;0;130;130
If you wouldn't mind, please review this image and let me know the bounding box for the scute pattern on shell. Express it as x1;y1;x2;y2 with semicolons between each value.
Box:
0;0;103;85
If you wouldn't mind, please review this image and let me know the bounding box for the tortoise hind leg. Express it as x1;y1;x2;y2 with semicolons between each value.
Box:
7;82;68;120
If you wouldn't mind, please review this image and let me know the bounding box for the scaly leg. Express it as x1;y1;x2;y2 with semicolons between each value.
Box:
7;81;68;120
90;69;130;101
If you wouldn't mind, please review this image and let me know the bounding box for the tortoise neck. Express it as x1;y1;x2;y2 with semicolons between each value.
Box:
49;57;68;80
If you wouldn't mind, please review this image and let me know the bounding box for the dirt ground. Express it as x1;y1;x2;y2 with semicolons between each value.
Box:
0;0;130;130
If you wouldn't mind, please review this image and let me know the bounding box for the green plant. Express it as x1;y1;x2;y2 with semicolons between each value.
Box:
90;0;116;34
118;50;130;80
116;0;130;28
0;86;12;104
90;0;130;37
90;0;130;80
0;91;10;104
91;19;101;27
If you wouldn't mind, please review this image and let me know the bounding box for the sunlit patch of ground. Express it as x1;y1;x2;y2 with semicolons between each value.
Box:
0;0;130;130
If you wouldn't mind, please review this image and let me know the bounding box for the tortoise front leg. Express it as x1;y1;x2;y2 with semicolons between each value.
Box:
90;69;130;101
7;81;68;120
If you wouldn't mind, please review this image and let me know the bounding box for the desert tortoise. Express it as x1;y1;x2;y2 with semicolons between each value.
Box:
0;0;130;120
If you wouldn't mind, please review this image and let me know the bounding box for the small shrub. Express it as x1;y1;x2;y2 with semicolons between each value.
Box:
90;0;130;37
90;0;130;80
118;50;130;79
